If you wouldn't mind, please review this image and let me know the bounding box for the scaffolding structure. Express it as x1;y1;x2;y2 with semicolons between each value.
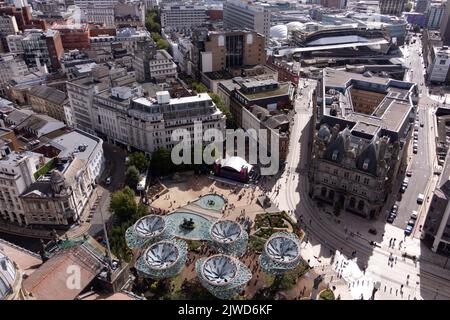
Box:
259;232;301;275
195;254;252;299
135;239;188;279
125;215;175;249
206;220;248;257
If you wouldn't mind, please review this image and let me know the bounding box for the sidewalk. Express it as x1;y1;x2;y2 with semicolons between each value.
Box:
64;187;106;239
0;220;54;239
299;241;353;300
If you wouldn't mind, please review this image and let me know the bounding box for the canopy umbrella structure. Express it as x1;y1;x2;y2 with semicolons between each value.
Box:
196;254;252;299
125;215;175;249
259;232;302;275
135;239;187;279
207;220;248;257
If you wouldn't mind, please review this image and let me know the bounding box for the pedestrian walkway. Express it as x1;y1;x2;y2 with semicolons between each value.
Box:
299;241;353;299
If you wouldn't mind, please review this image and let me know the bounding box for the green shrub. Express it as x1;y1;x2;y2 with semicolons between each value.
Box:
320;288;335;300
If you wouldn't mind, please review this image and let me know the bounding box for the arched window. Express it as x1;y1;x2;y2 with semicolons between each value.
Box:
349;197;356;208
358;200;364;211
328;190;335;200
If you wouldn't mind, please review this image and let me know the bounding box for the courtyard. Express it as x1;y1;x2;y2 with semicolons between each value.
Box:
125;172;332;300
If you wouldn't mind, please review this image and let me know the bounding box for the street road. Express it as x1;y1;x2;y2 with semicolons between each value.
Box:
392;35;437;235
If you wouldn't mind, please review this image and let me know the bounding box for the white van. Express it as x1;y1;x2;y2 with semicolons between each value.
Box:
411;210;418;220
417;194;424;204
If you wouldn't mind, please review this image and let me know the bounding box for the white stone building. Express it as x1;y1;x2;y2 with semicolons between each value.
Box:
84;4;115;27
0;54;28;96
223;0;271;40
66;66;112;134
160;5;208;32
19;129;105;226
0;15;19;53
91;87;226;154
0;150;37;226
149;49;177;83
90;28;152;54
427;46;450;83
6;34;23;54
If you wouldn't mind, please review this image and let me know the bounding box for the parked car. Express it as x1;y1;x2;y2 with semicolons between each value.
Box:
434;166;443;175
411;210;418;220
105;177;112;185
407;219;416;227
387;214;395;223
405;225;413;235
406;170;413;177
400;185;407;193
392;204;399;212
417;193;425;204
413;147;418;154
369;228;377;235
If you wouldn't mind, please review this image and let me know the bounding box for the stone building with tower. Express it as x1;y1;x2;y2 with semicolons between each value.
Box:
308;68;417;219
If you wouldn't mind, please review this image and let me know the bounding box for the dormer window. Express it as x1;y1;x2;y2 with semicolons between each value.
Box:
363;159;370;170
332;150;339;161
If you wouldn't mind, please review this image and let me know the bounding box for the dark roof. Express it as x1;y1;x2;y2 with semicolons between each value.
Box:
264;114;289;129
323;128;349;163
28;85;67;105
356;140;378;175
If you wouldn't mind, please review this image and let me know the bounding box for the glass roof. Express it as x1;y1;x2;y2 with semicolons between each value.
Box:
266;235;300;263
210;220;241;243
144;241;179;270
134;215;165;238
202;255;238;285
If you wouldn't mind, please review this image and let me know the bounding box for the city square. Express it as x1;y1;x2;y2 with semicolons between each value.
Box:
1;0;450;304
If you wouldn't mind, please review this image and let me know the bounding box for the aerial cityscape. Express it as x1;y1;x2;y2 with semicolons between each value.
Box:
1;0;450;303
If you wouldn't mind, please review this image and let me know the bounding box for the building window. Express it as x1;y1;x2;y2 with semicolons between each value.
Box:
349;197;356;208
332;150;339;161
358;200;364;211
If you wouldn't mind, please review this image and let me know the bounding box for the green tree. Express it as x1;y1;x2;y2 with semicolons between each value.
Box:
156;39;169;50
151;32;162;42
125;165;140;189
209;92;235;128
127;152;149;173
145;9;161;33
150;147;175;176
110;186;137;223
108;223;132;261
